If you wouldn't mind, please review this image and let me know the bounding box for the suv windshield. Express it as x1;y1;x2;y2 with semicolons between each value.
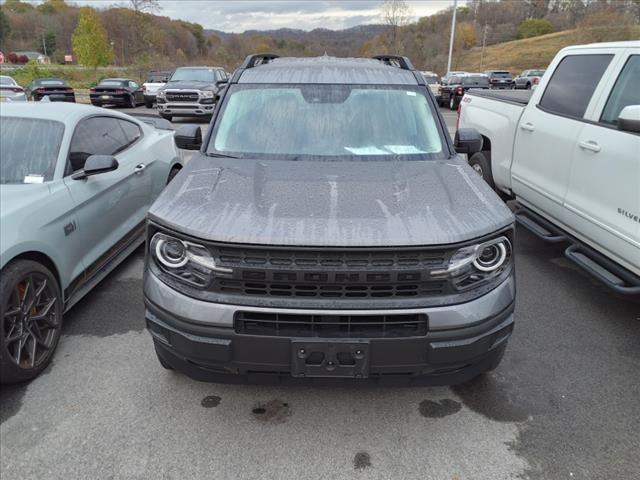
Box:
170;68;216;83
208;84;445;160
0;117;64;184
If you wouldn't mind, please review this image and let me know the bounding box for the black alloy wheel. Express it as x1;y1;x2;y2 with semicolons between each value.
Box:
1;261;62;383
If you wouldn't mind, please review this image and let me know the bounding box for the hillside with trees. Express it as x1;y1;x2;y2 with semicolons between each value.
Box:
0;0;638;77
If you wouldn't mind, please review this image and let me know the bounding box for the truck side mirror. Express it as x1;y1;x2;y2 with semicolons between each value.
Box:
454;128;483;155
175;125;202;150
617;105;640;134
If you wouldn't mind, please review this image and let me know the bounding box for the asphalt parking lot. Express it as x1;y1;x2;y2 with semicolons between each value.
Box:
1;106;638;480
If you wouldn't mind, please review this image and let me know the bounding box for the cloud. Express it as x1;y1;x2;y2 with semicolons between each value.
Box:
60;0;459;32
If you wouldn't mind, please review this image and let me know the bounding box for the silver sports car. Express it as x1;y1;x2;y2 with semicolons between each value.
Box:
0;102;186;382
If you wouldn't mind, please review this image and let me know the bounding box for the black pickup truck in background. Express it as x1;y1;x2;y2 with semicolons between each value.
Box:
439;74;490;110
484;70;513;89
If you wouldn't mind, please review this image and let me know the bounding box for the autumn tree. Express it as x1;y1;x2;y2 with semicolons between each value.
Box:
381;0;411;54
130;0;160;13
0;8;10;47
72;7;114;77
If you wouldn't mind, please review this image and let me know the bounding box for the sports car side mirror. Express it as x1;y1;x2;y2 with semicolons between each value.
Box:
454;128;483;155
175;125;202;150
72;155;119;180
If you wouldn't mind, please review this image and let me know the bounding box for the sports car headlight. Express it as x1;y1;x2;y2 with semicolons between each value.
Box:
432;236;512;290
200;90;215;98
150;233;228;288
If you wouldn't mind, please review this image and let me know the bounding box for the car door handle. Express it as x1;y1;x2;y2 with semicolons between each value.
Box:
578;140;601;153
519;122;535;132
134;163;146;174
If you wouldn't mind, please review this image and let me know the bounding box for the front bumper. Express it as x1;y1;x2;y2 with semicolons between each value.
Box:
157;102;215;116
144;270;515;385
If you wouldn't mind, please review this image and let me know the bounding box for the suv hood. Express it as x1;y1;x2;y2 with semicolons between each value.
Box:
148;155;513;247
161;81;215;91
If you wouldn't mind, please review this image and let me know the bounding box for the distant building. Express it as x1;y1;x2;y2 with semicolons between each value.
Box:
14;51;50;64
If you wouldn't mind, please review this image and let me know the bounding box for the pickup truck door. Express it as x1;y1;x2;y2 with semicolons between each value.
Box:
510;53;614;220
564;51;640;274
63;116;150;284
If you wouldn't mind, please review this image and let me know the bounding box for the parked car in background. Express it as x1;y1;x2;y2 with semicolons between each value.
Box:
156;66;228;121
25;78;75;102
90;78;144;108
441;71;468;84
0;102;186;383
513;69;545;89
440;73;490;110
144;54;515;385
0;76;26;101
484;70;513;89
457;41;640;295
143;70;172;108
421;71;440;99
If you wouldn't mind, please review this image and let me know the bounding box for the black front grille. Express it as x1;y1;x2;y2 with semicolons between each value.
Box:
235;311;428;338
166;91;199;102
210;245;450;300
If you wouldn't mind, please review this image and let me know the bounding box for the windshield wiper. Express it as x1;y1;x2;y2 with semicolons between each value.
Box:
205;152;242;159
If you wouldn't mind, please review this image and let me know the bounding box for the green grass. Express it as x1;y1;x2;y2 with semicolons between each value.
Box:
454;26;640;73
0;63;141;89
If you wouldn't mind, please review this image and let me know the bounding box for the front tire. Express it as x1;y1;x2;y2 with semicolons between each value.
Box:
159;113;173;122
127;94;136;108
449;95;458;111
0;260;63;384
468;151;495;189
526;83;531;90
144;100;154;109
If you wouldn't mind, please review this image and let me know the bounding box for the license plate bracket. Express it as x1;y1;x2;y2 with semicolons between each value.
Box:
291;339;370;378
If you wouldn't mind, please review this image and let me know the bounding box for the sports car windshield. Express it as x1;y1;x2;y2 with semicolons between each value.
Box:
0;117;64;184
208;84;445;160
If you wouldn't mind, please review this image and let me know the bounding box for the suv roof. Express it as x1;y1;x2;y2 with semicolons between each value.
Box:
238;55;419;85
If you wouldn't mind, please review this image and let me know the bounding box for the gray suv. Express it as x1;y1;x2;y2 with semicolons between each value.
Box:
144;54;516;385
156;66;227;121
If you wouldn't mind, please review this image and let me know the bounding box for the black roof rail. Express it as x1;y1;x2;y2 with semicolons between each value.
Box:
239;53;280;69
372;55;415;71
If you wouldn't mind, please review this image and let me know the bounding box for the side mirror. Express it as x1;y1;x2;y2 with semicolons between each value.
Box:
175;125;202;150
216;78;228;87
72;155;119;180
454;128;483;155
617;105;640;134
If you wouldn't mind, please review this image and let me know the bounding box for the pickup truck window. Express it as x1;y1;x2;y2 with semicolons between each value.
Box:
210;84;444;160
600;55;640;127
539;54;613;118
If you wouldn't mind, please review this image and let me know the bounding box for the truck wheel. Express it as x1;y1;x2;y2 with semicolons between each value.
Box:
468;151;495;189
144;100;154;109
0;260;63;384
526;82;531;90
449;96;457;110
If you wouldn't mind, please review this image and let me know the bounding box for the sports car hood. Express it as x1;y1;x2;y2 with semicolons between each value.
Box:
148;155;514;247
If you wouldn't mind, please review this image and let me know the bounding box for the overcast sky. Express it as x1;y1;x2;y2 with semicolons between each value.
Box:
58;0;459;32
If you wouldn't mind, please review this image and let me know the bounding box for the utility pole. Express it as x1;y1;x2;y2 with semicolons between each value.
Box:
446;0;458;74
42;33;47;57
479;25;488;71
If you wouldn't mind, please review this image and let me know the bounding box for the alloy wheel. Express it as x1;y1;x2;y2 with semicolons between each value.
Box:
3;274;59;370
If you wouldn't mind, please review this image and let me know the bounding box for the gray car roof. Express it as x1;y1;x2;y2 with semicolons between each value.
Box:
238;56;419;85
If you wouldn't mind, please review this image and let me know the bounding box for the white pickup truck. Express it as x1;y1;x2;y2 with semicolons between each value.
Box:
455;41;640;295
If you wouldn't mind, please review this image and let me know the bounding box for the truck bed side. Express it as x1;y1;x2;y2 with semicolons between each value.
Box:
458;90;529;195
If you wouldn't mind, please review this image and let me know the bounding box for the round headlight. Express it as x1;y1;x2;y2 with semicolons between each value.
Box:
473;240;508;272
155;236;188;268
